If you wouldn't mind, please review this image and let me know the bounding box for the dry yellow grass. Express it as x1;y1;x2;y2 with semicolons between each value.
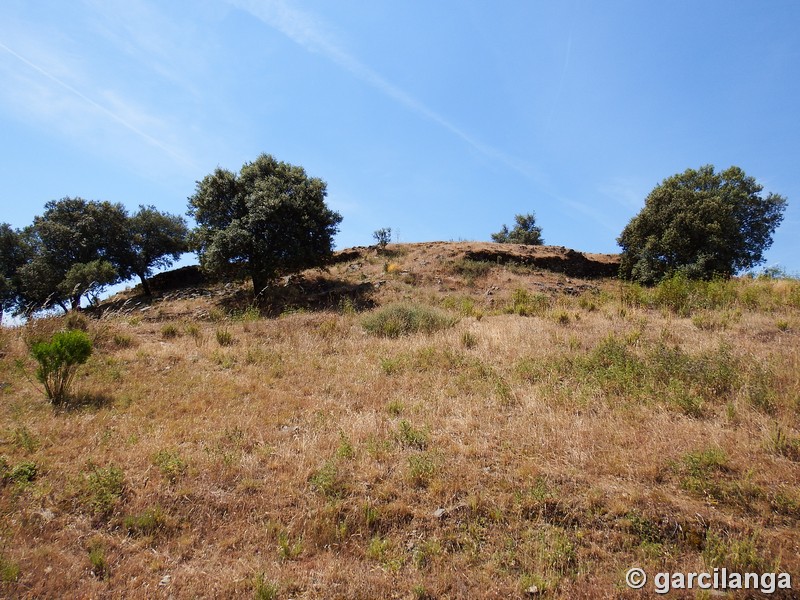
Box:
0;242;798;599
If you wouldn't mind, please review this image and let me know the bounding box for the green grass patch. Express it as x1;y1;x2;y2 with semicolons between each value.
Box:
362;303;457;337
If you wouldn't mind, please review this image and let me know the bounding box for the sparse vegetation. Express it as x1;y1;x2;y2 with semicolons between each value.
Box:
0;241;798;598
362;303;457;337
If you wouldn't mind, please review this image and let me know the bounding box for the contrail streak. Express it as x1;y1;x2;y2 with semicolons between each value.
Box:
227;0;536;178
0;40;196;168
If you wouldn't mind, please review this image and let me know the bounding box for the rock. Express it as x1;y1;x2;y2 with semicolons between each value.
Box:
524;584;540;595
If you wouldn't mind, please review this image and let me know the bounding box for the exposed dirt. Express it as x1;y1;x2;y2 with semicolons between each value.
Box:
337;241;619;279
99;241;620;319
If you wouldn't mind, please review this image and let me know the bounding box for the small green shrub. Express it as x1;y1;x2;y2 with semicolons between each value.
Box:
765;424;800;461
124;506;168;536
276;532;303;561
395;419;429;449
413;538;442;570
552;310;571;325
13;426;40;453
667;380;704;418
366;535;390;561
29;329;93;405
185;323;205;347
112;332;134;348
216;327;235;346
234;306;261;322
362;502;379;530
335;431;355;459
441;295;479;317
153;450;187;483
160;323;180;339
703;530;766;573
253;573;279;599
309;460;346;499
0;554;20;583
63;312;90;331
84;464;125;515
362;303;457;338
87;541;108;579
461;331;478;349
386;399;403;416
407;452;437;487
678;448;729;498
450;259;493;281
3;461;37;484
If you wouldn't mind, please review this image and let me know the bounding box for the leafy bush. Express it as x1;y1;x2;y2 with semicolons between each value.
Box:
83;464;125;516
362;303;457;337
29;329;92;405
2;460;37;484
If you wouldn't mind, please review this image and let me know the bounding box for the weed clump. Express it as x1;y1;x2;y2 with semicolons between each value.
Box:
507;288;550;316
215;327;235;346
160;323;180;339
87;540;108;579
2;460;37;484
153;450;187;483
124;506;168;537
83;463;125;516
362;303;457;337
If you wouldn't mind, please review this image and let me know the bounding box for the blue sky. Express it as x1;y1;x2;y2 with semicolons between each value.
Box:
1;0;798;274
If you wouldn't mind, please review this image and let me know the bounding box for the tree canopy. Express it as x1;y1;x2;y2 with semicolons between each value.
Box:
110;205;188;295
0;224;29;320
491;213;544;245
618;165;787;284
188;153;343;297
2;198;188;316
16;198;128;312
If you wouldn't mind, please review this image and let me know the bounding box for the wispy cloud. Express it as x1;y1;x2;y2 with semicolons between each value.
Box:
0;40;196;169
545;33;572;130
80;0;209;99
226;0;538;178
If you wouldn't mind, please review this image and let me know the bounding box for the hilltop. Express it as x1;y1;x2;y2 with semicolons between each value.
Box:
103;242;620;317
1;241;799;599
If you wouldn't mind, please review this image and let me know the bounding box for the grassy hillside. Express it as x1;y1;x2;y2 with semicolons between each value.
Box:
1;242;799;599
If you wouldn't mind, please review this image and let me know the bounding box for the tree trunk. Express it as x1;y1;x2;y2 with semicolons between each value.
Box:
138;273;152;296
251;272;271;299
